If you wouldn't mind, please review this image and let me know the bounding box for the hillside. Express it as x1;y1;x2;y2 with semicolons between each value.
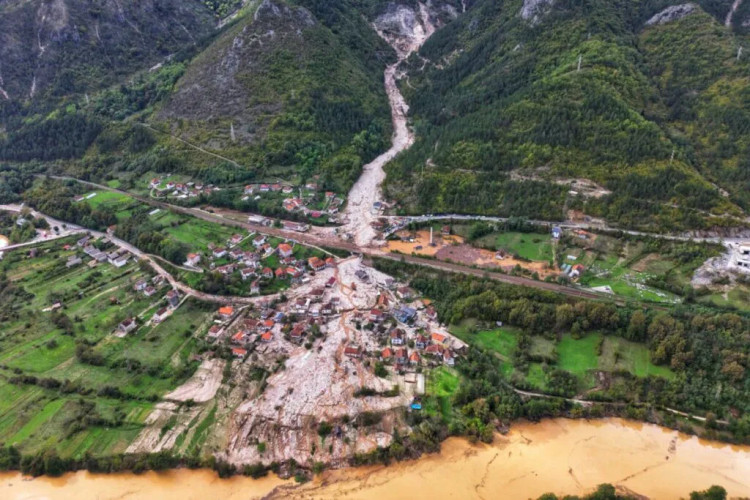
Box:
150;0;395;191
384;0;750;231
0;0;218;108
0;0;396;194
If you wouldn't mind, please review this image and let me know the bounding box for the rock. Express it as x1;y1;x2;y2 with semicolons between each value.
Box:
644;3;697;26
520;0;555;25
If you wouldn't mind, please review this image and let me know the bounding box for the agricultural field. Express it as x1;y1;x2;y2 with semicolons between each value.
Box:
0;237;211;457
450;321;674;396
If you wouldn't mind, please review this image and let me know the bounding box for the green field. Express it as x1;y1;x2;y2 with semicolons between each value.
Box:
450;321;518;359
450;322;674;396
425;367;460;420
0;238;209;457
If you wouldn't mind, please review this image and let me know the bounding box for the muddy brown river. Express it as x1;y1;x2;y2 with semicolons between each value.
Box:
2;419;748;500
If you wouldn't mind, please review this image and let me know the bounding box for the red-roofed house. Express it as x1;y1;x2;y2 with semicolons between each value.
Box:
278;243;293;258
232;347;248;359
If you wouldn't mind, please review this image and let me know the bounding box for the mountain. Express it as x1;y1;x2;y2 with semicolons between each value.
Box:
384;0;750;231
0;0;396;193
0;0;218;106
150;0;394;190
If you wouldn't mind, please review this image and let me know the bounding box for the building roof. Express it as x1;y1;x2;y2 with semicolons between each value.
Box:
218;306;234;316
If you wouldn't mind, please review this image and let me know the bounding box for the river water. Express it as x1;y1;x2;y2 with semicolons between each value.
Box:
2;419;748;500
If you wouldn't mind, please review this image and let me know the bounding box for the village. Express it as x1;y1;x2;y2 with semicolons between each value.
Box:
241;180;345;224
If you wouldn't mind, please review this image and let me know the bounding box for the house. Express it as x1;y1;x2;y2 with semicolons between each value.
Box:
232;347;248;359
381;347;393;362
294;298;308;313
229;248;244;260
344;346;362;359
112;256;129;268
325;257;336;268
77;236;91;248
552;226;562;239
133;280;148;292
152;307;170;323
395;348;408;365
230;234;244;246
396;286;414;300
185;252;201;266
271;183;282;192
216;264;235;275
251;280;261;294
252;235;267;248
308;257;326;271
425;344;445;356
278;243;293;258
150;178;161;188
287;267;304;281
218;306;234;320
66;256;83;268
275;268;286;279
409;351;421;366
259;184;270;192
207;325;223;339
241;268;255;281
290;324;306;343
262;267;273;279
244;185;255;195
325;276;336;288
166;290;180;307
395;306;417;324
390;328;405;346
231;331;247;344
431;333;447;345
213;247;227;259
415;334;429;350
370;309;385;323
281;221;309;232
443;350;455;366
118;318;137;334
260;331;273;343
282;185;294;194
144;286;157;297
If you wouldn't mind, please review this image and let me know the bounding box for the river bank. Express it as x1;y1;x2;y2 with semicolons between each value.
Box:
2;418;748;500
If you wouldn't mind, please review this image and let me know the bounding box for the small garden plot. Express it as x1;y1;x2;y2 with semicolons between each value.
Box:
425;367;460;420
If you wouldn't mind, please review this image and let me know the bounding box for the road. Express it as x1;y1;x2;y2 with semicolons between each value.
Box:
384;213;749;247
40;177;616;302
0;204;87;251
0;203;274;306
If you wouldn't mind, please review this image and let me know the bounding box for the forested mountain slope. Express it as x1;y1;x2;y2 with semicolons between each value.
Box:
385;0;750;231
0;0;396;192
150;0;394;190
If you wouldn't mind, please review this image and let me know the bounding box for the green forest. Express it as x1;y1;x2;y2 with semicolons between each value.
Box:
385;0;750;231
